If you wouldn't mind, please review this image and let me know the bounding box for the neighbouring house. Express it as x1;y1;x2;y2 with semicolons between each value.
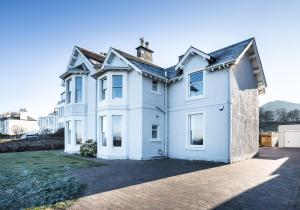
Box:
59;37;267;163
0;109;38;135
278;124;300;148
38;92;65;134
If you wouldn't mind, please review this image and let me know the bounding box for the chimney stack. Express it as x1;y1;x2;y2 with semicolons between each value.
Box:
136;38;154;63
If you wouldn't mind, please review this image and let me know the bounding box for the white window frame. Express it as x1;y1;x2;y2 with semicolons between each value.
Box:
112;75;123;99
112;115;122;147
75;76;82;103
99;77;107;101
66;78;72;104
186;111;205;150
150;124;161;142
74;120;83;145
186;70;205;101
99;116;107;147
66;121;71;145
151;80;159;94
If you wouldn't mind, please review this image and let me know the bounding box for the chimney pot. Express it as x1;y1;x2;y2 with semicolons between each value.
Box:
145;41;149;48
140;37;144;47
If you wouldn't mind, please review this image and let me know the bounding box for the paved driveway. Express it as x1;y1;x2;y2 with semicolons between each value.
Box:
69;148;300;210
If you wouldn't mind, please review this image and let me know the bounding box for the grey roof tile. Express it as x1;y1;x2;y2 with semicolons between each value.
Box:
207;38;253;68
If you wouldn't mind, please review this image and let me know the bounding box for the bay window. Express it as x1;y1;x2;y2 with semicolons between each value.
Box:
112;75;123;99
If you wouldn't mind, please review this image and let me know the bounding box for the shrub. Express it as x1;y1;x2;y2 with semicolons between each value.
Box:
79;139;97;157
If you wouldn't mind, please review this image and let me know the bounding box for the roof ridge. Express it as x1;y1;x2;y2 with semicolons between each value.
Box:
112;48;164;69
76;46;106;58
208;37;254;55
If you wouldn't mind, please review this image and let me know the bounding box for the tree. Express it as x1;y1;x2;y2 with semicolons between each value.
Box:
11;125;26;138
259;108;274;122
259;108;265;123
264;110;274;122
276;108;288;122
287;109;300;122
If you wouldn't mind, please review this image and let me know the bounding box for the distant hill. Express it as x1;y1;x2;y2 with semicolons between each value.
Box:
261;100;300;112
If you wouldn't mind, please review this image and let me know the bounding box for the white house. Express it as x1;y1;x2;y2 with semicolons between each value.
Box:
60;38;267;163
38;109;60;134
0;109;38;135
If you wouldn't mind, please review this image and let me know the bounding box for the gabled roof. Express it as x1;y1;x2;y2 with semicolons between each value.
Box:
76;46;106;65
111;48;166;79
59;63;90;79
206;38;254;69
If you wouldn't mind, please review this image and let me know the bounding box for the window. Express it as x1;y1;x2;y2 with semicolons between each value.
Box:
75;120;82;144
66;121;71;144
100;77;107;101
152;80;158;92
112;115;122;147
112;75;123;99
189;71;204;97
152;125;159;139
188;113;204;147
100;116;107;146
75;77;82;103
66;79;72;104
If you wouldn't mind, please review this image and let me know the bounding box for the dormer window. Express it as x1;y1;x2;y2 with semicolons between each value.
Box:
152;80;158;92
189;71;204;97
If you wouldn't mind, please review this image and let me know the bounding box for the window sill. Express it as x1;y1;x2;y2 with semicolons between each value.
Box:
150;138;161;142
151;91;162;95
185;95;206;102
185;145;205;151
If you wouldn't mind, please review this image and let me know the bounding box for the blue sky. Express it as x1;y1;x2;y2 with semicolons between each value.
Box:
0;0;300;118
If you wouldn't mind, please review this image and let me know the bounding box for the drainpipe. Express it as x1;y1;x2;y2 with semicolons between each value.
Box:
164;76;168;158
95;76;98;154
227;67;232;163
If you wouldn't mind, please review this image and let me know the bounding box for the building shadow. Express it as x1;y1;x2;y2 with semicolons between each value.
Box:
214;148;300;210
73;158;224;196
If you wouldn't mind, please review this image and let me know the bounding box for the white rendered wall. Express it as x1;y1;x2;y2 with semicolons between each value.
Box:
168;54;230;162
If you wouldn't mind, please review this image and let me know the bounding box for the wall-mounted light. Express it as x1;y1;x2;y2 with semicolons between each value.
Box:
218;104;224;111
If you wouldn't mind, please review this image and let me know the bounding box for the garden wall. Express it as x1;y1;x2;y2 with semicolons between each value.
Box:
0;137;64;153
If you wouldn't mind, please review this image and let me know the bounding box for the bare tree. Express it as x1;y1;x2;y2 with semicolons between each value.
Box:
11;125;26;138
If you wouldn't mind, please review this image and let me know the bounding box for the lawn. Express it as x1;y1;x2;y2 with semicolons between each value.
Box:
0;150;102;210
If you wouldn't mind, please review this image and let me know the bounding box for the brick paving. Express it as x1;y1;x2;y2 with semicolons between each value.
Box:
69;148;300;210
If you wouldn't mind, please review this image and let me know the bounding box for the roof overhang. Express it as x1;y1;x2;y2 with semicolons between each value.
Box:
59;64;90;80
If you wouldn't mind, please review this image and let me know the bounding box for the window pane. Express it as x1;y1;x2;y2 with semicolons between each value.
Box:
66;121;71;144
190;72;203;84
152;80;158;92
113;88;122;98
190;114;204;146
100;116;107;146
112;76;123;99
75;77;82;103
190;82;203;96
75;120;82;144
113;75;123;87
152;125;158;138
112;116;122;147
66;79;72;104
100;78;107;100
